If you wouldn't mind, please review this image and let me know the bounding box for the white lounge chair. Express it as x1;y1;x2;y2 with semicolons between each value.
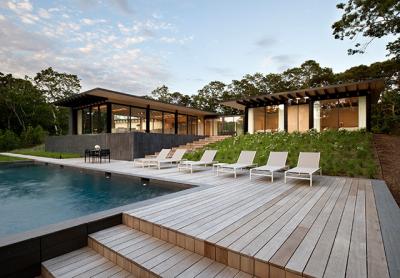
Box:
149;149;187;170
250;151;288;182
216;151;257;178
133;149;171;168
284;152;322;187
178;150;218;173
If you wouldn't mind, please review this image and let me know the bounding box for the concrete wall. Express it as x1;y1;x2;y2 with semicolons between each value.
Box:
248;108;254;134
358;96;367;129
45;133;205;160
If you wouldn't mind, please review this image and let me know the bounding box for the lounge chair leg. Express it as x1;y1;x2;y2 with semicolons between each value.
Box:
284;172;287;183
310;174;312;187
234;170;237;179
271;172;274;183
191;165;193;174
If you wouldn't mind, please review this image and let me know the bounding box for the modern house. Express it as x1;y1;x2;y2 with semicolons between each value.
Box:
221;79;384;133
48;79;384;160
56;88;215;136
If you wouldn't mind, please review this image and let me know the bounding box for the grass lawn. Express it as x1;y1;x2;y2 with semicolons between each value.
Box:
0;154;28;162
11;144;81;159
185;130;378;178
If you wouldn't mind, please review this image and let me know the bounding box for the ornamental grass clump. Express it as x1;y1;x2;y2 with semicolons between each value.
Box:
184;130;377;178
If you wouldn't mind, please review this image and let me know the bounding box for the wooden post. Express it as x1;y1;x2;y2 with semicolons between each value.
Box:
366;92;372;131
145;105;150;133
106;103;112;133
243;107;249;134
309;101;314;130
284;104;288;132
174;110;178;134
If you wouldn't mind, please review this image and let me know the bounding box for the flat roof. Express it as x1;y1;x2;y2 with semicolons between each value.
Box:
55;88;216;116
221;79;385;110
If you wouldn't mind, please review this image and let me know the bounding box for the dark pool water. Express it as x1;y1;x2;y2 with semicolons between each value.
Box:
0;163;179;237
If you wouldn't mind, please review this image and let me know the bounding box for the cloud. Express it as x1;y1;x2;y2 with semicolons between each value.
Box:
160;36;193;45
38;8;50;19
111;0;134;14
261;54;298;72
7;0;33;12
206;66;233;77
81;18;106;25
255;36;276;47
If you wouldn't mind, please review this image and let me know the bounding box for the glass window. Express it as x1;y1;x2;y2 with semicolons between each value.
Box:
92;105;107;134
287;104;308;132
253;107;265;133
205;119;214;136
82;107;91;134
338;97;358;129
178;114;188;135
131;107;146;132
235;116;244;136
188;116;198;135
265;106;279;132
163;112;175;134
150;110;163;133
112;104;130;133
320;97;359;130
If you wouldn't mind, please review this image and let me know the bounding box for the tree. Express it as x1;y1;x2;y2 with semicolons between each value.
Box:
0;73;53;134
191;81;228;113
150;85;192;106
33;67;81;134
332;0;400;59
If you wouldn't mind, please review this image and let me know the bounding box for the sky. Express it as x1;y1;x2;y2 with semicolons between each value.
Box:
0;0;391;96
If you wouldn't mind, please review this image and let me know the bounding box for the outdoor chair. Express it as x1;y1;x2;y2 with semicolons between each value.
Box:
133;149;171;168
149;149;187;170
216;151;257;178
250;151;288;182
284;152;322;186
178;150;218;173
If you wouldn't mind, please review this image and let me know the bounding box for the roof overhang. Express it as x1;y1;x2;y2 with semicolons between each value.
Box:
55;88;216;116
221;79;385;110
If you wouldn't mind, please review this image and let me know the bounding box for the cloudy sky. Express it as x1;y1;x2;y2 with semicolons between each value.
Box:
0;0;390;95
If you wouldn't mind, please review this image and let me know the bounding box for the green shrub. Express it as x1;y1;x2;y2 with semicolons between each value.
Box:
20;125;47;147
185;130;378;178
0;130;21;151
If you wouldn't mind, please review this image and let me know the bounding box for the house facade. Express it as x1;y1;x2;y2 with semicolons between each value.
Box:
56;88;215;136
221;79;384;134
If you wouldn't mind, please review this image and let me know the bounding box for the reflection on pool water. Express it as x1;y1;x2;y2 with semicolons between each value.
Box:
0;163;181;237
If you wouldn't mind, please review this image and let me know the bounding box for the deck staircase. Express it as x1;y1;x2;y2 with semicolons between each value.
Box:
42;223;252;278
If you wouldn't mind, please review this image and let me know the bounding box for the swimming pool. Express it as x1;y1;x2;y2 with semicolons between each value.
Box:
0;163;183;237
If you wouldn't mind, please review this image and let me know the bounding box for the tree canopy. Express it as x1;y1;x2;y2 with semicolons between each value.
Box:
332;0;400;59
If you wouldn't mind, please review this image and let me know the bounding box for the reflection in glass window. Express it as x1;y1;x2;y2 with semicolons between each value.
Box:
92;105;107;133
178;114;187;135
287;104;308;132
112;104;130;133
131;108;146;132
320;97;358;130
82;107;91;134
150;110;163;133
163;112;175;134
188;116;198;135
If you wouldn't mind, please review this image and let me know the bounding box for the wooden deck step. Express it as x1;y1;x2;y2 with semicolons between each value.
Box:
41;247;136;278
88;225;253;278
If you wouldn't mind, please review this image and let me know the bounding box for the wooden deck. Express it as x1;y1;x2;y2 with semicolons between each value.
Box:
3;154;398;278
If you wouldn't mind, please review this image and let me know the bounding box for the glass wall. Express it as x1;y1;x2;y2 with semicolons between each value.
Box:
287;104;309;132
265;106;279;132
112;104;130;133
178;114;188;135
130;107;146;132
149;110;163;133
203;116;243;136
320;97;358;130
77;103;200;135
82;108;91;134
91;105;107;133
188;116;198;135
163;112;175;134
253;107;265;133
253;106;279;133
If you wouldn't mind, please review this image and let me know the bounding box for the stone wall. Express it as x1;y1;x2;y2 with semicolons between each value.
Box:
45;133;205;160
